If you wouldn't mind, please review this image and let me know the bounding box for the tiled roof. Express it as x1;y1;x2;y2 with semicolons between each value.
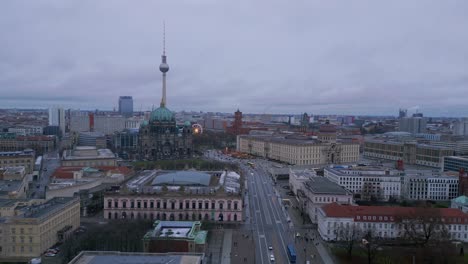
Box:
322;203;468;222
52;166;132;179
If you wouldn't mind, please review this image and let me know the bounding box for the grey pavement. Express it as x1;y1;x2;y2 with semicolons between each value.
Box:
221;229;233;264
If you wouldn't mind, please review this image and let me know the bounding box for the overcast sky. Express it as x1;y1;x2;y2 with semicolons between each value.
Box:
1;1;467;116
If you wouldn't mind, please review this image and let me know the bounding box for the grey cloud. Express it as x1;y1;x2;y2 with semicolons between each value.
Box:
1;0;468;116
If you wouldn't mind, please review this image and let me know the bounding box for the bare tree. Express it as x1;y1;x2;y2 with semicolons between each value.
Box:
336;223;363;260
398;207;448;247
361;227;381;264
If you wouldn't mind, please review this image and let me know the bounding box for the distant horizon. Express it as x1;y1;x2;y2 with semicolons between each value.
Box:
1;107;466;119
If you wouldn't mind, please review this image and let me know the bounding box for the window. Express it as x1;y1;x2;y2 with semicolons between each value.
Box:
150;201;154;208
144;201;147;208
205;202;209;209
108;200;112;208
192;202;196;209
157;201;161;209
220;203;224;210
20;228;24;234
171;202;175;210
228;203;231;210
114;201;118;208
234;203;238;210
131;201;135;208
29;237;32;243
180;202;184;209
11;228;15;234
186;201;190;209
212;202;215;209
163;201;167;209
137;201;141;208
198;202;202;209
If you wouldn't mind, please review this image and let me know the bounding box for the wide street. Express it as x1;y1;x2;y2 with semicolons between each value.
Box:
206;150;334;264
32;150;60;199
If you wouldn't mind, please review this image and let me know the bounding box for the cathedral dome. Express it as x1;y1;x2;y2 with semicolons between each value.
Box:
150;106;174;122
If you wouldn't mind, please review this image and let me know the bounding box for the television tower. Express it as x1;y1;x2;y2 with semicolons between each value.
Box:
159;21;170;107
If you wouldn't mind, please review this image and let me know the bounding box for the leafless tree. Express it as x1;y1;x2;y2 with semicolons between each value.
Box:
336;223;363;260
398;207;449;247
361;227;381;264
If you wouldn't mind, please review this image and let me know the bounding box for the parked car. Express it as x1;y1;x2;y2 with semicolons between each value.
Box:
44;252;56;257
270;254;275;262
268;245;273;250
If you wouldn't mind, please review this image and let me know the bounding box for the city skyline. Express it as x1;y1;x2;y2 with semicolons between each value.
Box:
1;1;468;116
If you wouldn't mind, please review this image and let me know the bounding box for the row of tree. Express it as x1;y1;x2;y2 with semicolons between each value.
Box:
336;207;460;264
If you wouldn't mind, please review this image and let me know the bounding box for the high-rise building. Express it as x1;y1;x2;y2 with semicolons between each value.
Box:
49;107;65;135
399;116;427;134
453;118;468;136
119;96;133;117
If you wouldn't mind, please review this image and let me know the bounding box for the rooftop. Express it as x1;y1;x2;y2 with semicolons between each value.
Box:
22;197;77;218
144;221;207;245
63;147;116;160
452;195;468;205
68;251;204;264
322;203;468;223
152;171;212;187
0;180;23;194
304;177;350;195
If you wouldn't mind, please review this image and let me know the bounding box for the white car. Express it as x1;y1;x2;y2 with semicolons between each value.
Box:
268;245;273;250
270;254;275;262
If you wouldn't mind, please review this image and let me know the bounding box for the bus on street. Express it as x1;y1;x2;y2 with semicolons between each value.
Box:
287;244;297;263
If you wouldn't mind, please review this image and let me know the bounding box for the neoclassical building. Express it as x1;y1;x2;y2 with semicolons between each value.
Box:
104;194;243;223
138;36;192;160
237;121;360;165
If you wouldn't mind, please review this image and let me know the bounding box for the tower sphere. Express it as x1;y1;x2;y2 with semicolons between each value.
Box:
160;63;169;73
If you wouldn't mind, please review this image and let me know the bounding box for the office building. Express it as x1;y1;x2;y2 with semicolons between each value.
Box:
443;156;468;173
318;203;468;242
0;197;80;262
78;132;106;148
453;119;468;136
61;146;117;167
364;138;453;168
49;107;66;135
118;96;133;117
8;126;43;136
142;221;207;253
399;116;427;134
290;171;353;223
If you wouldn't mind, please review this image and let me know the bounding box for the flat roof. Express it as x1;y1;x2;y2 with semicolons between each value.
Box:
68;251;204;264
22;197;76;218
152;171;212;187
0;180;23;193
304;177;350;195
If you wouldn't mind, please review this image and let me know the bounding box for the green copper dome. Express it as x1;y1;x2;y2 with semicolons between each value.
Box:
150;106;174;122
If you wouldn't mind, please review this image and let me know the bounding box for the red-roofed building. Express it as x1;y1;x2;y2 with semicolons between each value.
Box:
318;203;468;242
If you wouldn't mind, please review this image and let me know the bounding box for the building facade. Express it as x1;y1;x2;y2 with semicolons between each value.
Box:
237;131;360;166
364;139;453;168
318;203;468;243
0;150;35;173
61;146;117;167
119;96;134;117
0;197;80;262
104;194;243;223
443;156;468;172
399;116;427;134
49;107;66;136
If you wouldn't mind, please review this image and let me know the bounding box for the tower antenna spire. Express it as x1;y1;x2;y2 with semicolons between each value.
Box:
163;20;166;55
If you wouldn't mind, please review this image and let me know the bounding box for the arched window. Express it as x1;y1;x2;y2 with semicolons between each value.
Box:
108;212;112;219
114;212;118;219
234;214;238;221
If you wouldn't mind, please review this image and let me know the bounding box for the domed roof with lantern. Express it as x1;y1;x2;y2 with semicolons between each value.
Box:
150;105;175;122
